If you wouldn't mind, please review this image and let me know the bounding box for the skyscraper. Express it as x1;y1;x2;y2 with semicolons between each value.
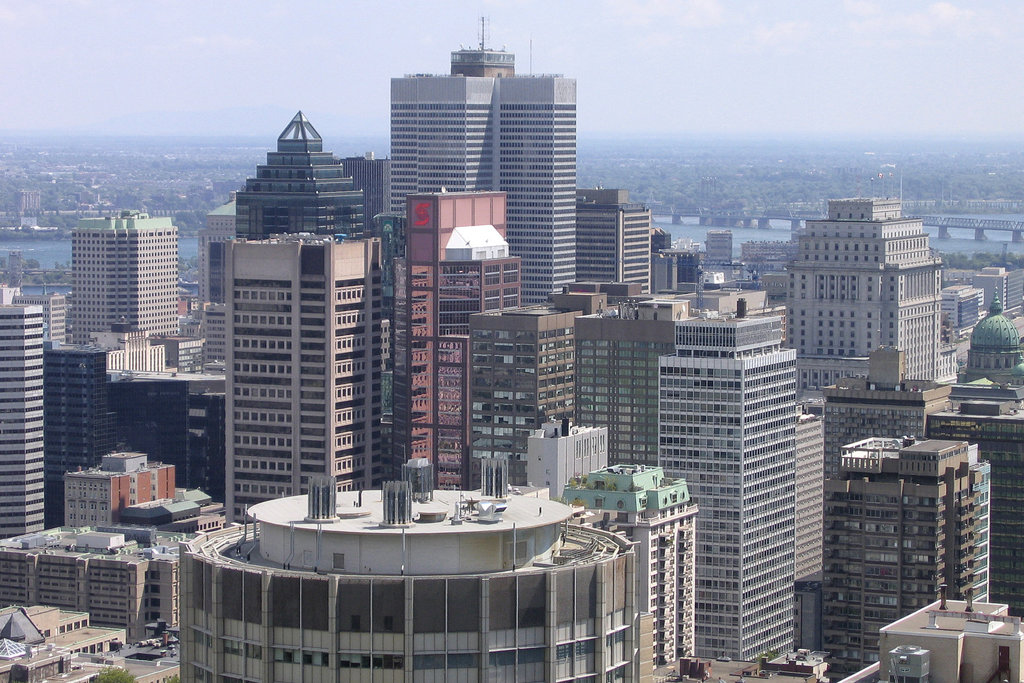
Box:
198;198;235;304
391;43;576;304
0;305;45;537
341;153;391;233
575;297;689;468
235;112;364;240
42;344;114;528
224;235;382;520
391;191;520;488
70;211;179;344
575;189;652;292
787;198;942;392
659;314;797;659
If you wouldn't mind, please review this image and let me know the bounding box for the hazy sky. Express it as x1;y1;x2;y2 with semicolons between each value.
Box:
2;0;1022;139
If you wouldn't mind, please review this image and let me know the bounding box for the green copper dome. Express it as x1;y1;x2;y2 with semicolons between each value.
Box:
970;295;1020;352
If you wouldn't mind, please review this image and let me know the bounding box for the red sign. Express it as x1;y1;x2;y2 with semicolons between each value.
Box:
414;202;431;226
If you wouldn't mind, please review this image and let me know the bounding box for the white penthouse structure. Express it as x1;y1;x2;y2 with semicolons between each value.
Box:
659;314;797;659
181;481;649;682
786;198;942;392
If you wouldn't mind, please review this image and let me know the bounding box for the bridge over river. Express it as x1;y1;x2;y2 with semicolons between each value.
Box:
658;207;822;229
915;216;1024;241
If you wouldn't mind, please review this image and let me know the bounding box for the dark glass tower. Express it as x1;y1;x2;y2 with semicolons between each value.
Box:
236;112;364;239
43;345;114;527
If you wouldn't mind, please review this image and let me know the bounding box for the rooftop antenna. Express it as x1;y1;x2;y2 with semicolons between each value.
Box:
479;16;488;50
530;36;533;74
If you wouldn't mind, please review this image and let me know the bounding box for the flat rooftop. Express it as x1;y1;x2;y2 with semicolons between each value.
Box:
248;489;574;537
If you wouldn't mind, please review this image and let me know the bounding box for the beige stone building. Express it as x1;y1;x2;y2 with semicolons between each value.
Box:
224;235;382;521
0;529;180;642
71;211;179;344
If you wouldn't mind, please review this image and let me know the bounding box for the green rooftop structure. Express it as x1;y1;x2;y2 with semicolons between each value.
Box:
960;294;1024;383
564;464;697;665
563;464;691;513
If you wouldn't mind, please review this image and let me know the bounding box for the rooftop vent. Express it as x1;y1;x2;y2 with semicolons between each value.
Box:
382;481;413;526
476;500;508;523
402;458;434;503
306;475;337;522
481;456;509;498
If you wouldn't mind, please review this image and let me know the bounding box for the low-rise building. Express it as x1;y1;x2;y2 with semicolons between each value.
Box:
64;453;175;527
876;599;1023;683
0;528;182;642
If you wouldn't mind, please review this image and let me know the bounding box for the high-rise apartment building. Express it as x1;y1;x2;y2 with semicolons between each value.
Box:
391;45;576;303
927;392;1024;615
659;314;797;659
198;199;235;304
974;266;1024;315
70;211;179;344
42;344;114;528
787;198;942;392
565;464;698;664
235;112;363;240
575;189;651;292
391;191;520;488
823;348;951;478
822;438;989;674
469;306;578;484
575;297;689;468
795;405;823;581
224;236;382;520
0;305;45;538
342;153;391;233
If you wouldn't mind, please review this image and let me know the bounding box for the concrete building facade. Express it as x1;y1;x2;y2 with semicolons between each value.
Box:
71;211;178;344
822;438;990;675
795;406;823;581
786;198;942;392
575;298;689;468
469;306;578;484
565;465;698;664
64;452;176;527
527;421;608;498
225;236;382;520
12;292;66;344
0;305;45;538
181;487;650;683
659;315;797;660
391;46;576;304
575;189;651;292
823;347;951;478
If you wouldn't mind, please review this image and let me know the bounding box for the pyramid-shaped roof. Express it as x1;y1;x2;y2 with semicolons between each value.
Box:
0;608;44;645
0;638;27;660
277;111;323;153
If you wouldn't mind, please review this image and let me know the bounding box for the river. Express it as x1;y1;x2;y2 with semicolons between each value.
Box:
0;234;198;269
655;214;1024;258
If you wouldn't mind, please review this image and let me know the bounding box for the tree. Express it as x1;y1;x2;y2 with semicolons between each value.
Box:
95;667;136;683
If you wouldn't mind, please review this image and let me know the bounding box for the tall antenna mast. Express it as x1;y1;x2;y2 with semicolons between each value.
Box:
479;16;488;50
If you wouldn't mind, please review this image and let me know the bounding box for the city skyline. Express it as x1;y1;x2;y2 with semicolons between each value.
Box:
1;1;1023;139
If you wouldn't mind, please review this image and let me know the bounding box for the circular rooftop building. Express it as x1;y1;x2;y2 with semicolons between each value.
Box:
181;487;645;683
